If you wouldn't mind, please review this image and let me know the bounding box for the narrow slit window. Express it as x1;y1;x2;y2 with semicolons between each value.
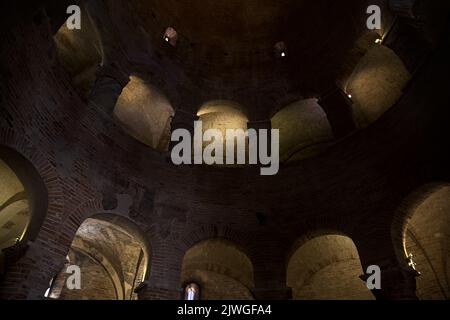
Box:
184;283;200;300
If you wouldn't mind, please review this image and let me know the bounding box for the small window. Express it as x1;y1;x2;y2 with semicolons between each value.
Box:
274;41;287;58
44;277;55;298
184;283;200;300
163;27;178;47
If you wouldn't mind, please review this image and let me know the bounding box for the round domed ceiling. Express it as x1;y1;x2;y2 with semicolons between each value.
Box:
127;0;370;93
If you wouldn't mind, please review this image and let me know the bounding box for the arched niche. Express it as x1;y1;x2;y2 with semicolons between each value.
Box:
271;99;334;162
403;185;450;299
345;45;411;127
181;238;254;300
48;214;151;300
0;159;29;252
196;101;249;164
114;76;175;152
54;3;102;98
287;234;374;300
0;146;48;252
197;100;248;137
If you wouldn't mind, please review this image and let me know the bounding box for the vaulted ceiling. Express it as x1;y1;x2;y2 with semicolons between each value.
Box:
126;0;371;94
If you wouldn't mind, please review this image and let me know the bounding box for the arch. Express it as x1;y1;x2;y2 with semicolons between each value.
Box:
345;45;411;127
0;158;29;252
114;76;175;152
287;232;374;300
0;129;63;299
391;183;450;264
180;238;255;300
271;99;334;162
393;183;450;299
90;213;152;281
0;146;47;250
50;213;151;300
62;246;121;300
0;148;49;294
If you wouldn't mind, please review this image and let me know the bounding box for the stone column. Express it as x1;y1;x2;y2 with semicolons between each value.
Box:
88;64;130;114
168;109;199;151
0;241;30;285
252;258;292;300
318;88;356;139
135;252;183;300
252;287;293;300
171;109;199;135
135;281;181;300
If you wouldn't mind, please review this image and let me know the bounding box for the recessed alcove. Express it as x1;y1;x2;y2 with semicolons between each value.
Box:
271;99;334;162
181;239;254;300
0;146;47;253
48;214;150;300
287;234;374;300
403;186;450;299
114;76;175;152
